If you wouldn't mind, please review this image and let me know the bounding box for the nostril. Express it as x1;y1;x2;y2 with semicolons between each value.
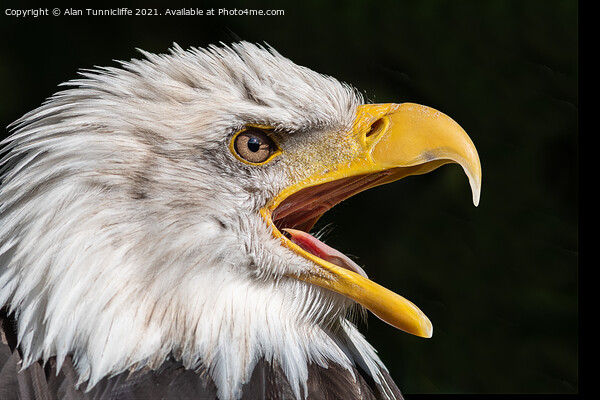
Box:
366;118;385;138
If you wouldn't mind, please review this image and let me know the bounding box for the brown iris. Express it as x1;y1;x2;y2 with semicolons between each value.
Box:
233;128;277;164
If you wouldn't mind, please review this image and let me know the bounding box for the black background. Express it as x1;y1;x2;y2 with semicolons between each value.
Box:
1;0;578;394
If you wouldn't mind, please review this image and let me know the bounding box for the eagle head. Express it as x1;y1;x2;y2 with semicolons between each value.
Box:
0;42;481;399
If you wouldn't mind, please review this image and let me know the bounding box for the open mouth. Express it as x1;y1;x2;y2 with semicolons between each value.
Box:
265;166;433;278
263;170;412;280
268;171;398;277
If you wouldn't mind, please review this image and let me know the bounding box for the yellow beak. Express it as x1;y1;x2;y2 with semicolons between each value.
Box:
261;103;481;338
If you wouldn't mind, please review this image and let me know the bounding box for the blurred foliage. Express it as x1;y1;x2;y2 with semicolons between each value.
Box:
1;0;577;394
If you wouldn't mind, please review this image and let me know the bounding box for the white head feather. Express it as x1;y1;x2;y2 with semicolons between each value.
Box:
0;42;391;399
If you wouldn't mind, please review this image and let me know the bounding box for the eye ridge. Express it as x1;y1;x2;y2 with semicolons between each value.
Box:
233;127;277;164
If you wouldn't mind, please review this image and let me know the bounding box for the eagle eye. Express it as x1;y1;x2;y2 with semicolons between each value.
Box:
232;127;278;164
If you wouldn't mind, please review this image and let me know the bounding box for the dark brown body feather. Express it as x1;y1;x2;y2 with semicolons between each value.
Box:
0;312;402;399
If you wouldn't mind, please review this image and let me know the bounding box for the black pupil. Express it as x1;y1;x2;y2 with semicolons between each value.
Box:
247;137;262;152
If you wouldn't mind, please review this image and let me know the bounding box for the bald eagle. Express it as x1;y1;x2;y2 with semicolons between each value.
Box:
0;43;481;399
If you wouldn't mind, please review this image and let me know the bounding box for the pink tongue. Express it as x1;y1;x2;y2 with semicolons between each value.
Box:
283;228;368;278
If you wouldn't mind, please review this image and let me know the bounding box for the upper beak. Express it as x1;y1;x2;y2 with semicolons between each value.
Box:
262;102;481;338
367;103;481;206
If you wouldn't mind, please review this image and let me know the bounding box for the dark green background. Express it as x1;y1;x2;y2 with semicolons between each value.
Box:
1;0;578;395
